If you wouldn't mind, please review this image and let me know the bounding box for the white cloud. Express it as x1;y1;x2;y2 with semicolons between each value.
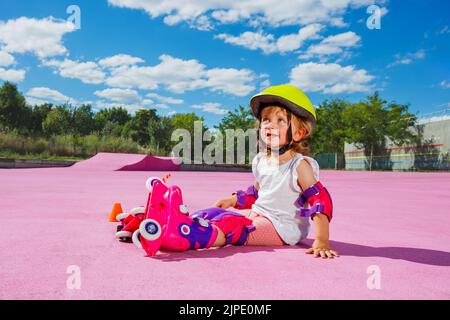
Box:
438;25;449;34
0;17;75;58
216;31;276;54
42;58;106;84
107;0;375;30
440;80;450;89
204;68;255;96
260;79;271;90
95;100;150;114
106;54;255;96
94;88;143;104
105;54;206;91
289;62;374;94
188;15;214;31
94;88;176;112
26;87;75;105
25;97;49;106
387;49;426;68
153;103;170;109
146;93;184;104
329;17;348;28
40;52;257;97
215;24;323;54
98;54;144;68
276;24;324;53
192;102;228;115
300;31;361;60
0;67;25;82
0;51;15;67
258;73;271;90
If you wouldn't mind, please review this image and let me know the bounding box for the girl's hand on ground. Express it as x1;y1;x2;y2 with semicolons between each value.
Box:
214;196;237;209
305;239;339;259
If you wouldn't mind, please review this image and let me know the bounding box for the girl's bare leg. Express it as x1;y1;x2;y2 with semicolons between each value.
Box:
212;228;226;247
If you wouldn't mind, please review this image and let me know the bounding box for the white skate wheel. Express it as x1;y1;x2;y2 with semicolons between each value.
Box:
139;219;162;241
115;230;132;239
179;204;189;215
130;207;145;215
145;177;163;192
180;224;190;236
132;230;142;249
116;212;130;221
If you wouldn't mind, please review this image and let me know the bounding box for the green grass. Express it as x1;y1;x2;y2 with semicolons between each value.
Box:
0;131;146;160
0;150;84;161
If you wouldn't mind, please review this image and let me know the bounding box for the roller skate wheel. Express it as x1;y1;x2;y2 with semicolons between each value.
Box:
116;212;130;221
145;177;163;192
140;219;162;241
132;230;142;249
130;206;145;215
115;230;132;239
179;204;189;215
180;224;190;236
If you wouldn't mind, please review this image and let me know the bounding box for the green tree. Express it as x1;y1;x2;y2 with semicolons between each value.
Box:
130;109;159;146
171;112;207;133
313;99;349;155
343;92;417;170
215;105;256;164
148;116;175;154
94;107;131;131
42;106;72;136
0;81;28;132
171;112;208;162
216;105;255;132
72;104;96;136
28;103;53;135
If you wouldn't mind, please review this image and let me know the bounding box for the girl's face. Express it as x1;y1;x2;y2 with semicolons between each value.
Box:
260;106;290;148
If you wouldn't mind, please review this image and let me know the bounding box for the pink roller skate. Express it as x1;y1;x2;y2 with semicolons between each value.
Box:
114;174;171;243
115;206;145;242
132;178;256;257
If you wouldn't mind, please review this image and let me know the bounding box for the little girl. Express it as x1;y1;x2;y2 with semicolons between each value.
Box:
211;84;338;259
119;85;337;259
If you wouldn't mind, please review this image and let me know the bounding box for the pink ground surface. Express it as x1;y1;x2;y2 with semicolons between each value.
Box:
1;153;449;300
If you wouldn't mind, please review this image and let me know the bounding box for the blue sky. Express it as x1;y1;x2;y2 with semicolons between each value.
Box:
0;0;449;128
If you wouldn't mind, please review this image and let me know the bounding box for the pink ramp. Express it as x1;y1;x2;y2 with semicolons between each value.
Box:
72;152;180;171
0;154;449;299
119;155;180;171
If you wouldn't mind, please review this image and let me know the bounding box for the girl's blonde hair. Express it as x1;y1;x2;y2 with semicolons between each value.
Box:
255;105;314;156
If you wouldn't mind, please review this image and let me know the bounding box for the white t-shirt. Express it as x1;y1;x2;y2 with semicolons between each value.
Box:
251;152;320;245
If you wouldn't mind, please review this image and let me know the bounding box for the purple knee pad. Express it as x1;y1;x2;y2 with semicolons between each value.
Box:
191;207;256;246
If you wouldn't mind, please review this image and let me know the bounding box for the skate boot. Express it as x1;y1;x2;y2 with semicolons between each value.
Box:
132;179;255;256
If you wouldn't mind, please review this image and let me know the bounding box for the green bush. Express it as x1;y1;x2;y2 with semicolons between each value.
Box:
0;131;146;160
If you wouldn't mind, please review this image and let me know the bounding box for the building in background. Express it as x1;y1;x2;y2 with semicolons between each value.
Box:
344;113;450;171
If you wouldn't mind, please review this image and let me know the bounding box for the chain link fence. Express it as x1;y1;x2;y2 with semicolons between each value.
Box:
315;145;450;171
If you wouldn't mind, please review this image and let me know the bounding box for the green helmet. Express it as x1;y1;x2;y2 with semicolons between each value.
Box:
250;84;316;128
